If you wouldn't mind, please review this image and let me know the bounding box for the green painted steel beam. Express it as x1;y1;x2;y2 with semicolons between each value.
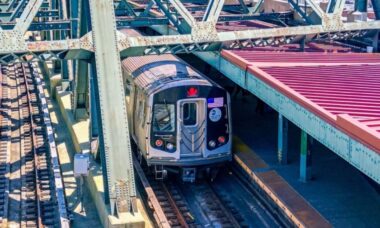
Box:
355;0;367;12
278;114;288;165
372;0;380;19
74;0;91;119
300;130;311;182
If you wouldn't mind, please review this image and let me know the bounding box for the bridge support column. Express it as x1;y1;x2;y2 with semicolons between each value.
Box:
371;0;380;19
300;130;312;182
277;114;288;165
89;59;99;161
74;60;89;120
372;31;379;52
355;0;367;12
73;0;91;119
88;0;139;220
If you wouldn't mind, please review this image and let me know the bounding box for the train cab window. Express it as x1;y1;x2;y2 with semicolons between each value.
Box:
138;100;146;127
125;80;132;96
183;103;197;126
153;104;175;132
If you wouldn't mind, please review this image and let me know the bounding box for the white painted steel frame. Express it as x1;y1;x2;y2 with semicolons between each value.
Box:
88;0;136;215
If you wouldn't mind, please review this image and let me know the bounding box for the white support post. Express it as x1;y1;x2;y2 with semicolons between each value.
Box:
203;0;225;23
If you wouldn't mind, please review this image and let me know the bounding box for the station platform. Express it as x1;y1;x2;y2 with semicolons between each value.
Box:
193;48;380;185
233;137;331;227
230;95;380;227
180;48;380;227
176;49;380;226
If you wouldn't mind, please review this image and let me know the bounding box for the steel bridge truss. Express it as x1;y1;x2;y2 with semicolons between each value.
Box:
0;0;378;220
0;0;379;59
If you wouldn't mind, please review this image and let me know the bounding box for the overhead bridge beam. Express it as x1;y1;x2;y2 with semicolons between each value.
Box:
116;12;293;28
0;20;71;31
0;0;379;60
0;10;59;20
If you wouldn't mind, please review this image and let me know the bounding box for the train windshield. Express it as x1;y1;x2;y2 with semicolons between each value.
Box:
183;103;197;126
152;104;175;132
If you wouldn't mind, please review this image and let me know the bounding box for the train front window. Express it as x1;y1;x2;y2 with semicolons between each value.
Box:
153;104;175;132
183;103;197;126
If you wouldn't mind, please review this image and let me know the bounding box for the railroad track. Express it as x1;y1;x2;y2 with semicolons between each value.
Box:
184;181;241;227
0;63;68;227
134;154;284;227
0;65;11;226
151;180;196;227
134;156;247;227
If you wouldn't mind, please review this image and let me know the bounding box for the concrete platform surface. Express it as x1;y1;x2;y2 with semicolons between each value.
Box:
40;70;102;227
54;83;150;228
41;62;151;227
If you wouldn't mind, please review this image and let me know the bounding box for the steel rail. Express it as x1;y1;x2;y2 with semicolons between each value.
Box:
160;182;190;228
207;181;241;227
0;65;11;227
31;63;69;227
20;63;43;228
133;155;171;228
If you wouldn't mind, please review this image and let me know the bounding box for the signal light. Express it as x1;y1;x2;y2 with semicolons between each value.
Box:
218;136;226;144
187;87;198;97
155;139;163;147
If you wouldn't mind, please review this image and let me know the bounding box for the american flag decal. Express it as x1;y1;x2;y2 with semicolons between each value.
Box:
207;97;224;108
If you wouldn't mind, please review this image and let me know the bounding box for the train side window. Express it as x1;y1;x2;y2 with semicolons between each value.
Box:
125;79;132;95
152;104;175;132
140;100;146;127
138;100;143;120
183;103;197;126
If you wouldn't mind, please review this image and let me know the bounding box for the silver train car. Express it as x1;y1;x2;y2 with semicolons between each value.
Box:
121;30;232;182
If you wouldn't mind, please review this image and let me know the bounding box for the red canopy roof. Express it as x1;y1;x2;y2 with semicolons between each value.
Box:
221;50;380;153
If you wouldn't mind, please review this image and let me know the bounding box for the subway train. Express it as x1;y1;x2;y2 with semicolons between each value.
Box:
121;29;232;182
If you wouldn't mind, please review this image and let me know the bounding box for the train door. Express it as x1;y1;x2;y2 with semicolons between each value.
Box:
178;99;206;157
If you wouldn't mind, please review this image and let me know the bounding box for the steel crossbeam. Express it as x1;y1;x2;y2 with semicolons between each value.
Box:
0;0;378;60
0;20;71;31
1;19;379;60
0;10;59;21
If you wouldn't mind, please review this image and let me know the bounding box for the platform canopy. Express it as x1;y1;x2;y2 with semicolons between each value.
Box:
196;49;380;184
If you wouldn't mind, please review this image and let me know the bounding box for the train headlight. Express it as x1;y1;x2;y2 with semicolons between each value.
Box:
218;136;226;144
166;143;174;151
208;140;216;148
155;139;163;147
